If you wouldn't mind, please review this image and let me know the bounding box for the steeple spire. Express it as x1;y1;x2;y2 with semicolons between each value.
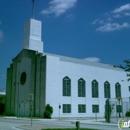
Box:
32;0;35;19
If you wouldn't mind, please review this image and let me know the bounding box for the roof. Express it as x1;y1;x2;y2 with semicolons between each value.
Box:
43;52;123;71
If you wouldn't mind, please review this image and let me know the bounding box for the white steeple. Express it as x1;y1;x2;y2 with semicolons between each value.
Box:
22;19;43;53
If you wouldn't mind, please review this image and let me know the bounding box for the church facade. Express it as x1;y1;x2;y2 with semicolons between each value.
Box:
6;19;130;118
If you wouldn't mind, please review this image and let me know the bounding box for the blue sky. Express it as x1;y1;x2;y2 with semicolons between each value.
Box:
0;0;130;89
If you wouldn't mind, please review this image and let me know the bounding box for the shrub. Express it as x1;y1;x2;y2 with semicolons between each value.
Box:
125;111;130;117
0;103;5;115
43;104;53;118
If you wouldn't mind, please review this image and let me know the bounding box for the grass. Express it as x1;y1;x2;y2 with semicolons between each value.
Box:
42;128;97;130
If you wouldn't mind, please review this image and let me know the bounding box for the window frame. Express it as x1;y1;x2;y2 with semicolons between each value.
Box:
78;104;86;113
129;86;130;92
63;76;71;96
116;105;122;113
92;80;98;98
92;105;99;113
104;81;111;98
63;104;71;113
115;82;121;98
78;78;86;97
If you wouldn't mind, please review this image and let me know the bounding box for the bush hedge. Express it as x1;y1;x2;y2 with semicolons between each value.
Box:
43;104;53;118
0;103;5;115
125;111;130;117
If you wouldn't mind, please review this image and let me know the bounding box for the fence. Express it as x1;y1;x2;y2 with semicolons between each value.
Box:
105;97;130;123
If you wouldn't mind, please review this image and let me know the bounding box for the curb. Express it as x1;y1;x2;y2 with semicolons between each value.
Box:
15;125;45;130
70;121;118;127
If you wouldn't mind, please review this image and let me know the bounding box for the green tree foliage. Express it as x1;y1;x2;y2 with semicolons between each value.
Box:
114;60;130;81
43;104;53;118
125;111;130;117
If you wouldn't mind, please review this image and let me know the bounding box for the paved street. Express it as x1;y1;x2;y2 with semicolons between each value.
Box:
0;117;130;130
0;118;29;130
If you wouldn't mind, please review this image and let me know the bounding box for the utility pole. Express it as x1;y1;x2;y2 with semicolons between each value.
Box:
29;94;34;126
59;103;61;120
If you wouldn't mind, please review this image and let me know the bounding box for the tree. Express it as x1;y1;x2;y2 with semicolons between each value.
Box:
43;104;53;118
114;60;130;81
116;97;122;117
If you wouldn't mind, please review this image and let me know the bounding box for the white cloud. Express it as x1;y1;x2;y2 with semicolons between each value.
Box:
92;19;99;24
92;3;130;32
125;12;130;16
112;4;130;13
92;19;104;25
99;20;104;24
41;0;77;17
96;22;130;32
113;14;121;18
84;57;101;63
66;14;75;20
107;17;112;22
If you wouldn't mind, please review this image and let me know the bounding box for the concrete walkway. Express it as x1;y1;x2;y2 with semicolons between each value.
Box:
2;116;119;130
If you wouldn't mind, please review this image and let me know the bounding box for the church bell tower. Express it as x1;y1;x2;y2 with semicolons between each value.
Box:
22;18;43;53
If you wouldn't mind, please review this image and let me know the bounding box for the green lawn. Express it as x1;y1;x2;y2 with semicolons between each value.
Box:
42;128;98;130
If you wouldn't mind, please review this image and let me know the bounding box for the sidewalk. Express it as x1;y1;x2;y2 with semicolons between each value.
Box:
2;116;118;130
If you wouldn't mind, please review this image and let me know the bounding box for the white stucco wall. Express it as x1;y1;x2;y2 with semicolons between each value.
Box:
45;54;130;118
22;19;43;53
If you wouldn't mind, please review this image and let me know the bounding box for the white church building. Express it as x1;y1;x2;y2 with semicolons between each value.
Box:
6;19;130;118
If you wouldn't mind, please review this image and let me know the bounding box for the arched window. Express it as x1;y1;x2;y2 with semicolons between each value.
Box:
104;81;110;98
92;80;98;98
78;78;85;97
115;82;121;98
63;76;71;96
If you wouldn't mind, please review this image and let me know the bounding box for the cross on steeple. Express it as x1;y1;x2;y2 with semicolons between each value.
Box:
32;0;35;19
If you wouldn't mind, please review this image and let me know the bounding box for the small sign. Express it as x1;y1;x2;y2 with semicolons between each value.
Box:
59;104;61;109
